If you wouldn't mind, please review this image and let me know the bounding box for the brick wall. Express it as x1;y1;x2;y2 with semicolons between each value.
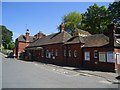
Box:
18;42;30;52
65;44;83;67
14;42;30;58
82;47;115;71
27;44;65;65
114;48;120;73
43;44;64;65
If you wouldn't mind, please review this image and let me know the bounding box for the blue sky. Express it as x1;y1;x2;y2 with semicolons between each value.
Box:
2;2;112;41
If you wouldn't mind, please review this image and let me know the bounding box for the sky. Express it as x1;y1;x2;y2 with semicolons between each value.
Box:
2;2;112;42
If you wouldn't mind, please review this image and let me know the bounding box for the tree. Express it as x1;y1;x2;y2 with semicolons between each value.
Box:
62;11;82;34
81;4;110;35
8;42;15;50
0;25;13;49
108;1;120;34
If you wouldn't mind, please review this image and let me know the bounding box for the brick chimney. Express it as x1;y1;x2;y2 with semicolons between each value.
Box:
26;29;30;42
60;23;65;33
107;24;116;46
35;34;38;39
38;31;42;38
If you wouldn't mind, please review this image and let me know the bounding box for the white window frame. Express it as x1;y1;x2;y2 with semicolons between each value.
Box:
55;49;58;56
107;52;114;63
68;50;71;57
48;52;51;58
46;50;49;58
64;50;66;57
42;49;44;57
84;52;90;61
74;50;77;57
99;52;106;62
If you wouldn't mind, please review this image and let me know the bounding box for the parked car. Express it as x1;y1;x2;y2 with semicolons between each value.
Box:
116;75;120;80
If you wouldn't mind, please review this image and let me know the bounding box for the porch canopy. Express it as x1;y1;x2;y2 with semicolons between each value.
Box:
25;47;43;50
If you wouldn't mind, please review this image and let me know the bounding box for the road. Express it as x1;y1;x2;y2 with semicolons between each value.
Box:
1;55;119;88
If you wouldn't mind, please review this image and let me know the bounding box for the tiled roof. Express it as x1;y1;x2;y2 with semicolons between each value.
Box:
27;31;72;47
16;35;35;42
66;34;109;47
65;36;85;44
83;34;109;47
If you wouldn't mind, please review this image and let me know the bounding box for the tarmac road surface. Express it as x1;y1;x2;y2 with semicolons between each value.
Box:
1;55;119;88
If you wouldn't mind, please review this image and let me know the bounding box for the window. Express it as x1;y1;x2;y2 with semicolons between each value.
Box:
84;52;90;61
64;50;66;57
94;50;98;59
74;50;77;57
99;52;106;62
46;50;49;58
55;49;58;56
68;50;71;57
48;52;51;58
107;52;114;63
41;49;44;57
51;50;54;57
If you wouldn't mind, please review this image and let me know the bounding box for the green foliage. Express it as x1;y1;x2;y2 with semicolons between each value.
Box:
0;45;5;51
8;42;15;50
108;1;120;34
81;4;110;35
0;25;13;49
62;11;82;34
61;2;120;35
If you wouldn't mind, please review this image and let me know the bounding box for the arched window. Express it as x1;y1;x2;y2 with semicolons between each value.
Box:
46;50;49;58
51;50;54;56
68;50;71;57
55;49;58;56
74;50;77;57
64;50;66;57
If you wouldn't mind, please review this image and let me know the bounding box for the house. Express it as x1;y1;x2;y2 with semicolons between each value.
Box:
22;23;120;72
25;23;72;65
114;34;120;73
13;29;43;58
65;24;120;72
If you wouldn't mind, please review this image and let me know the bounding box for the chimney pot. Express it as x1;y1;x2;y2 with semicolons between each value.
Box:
60;23;65;32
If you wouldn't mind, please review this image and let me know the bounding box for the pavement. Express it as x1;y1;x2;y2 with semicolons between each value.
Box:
35;62;120;84
1;52;120;85
0;52;7;57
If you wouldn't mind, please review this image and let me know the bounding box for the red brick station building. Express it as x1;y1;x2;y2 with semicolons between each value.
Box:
13;23;120;73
